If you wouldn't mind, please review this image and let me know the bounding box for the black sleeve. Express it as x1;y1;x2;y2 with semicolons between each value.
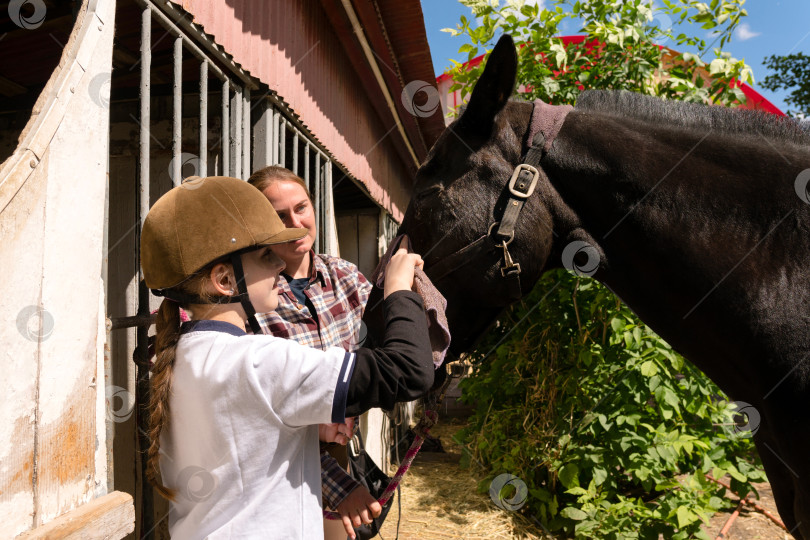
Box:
345;290;434;416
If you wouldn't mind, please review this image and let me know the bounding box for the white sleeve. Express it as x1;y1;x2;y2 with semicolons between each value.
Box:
246;337;355;427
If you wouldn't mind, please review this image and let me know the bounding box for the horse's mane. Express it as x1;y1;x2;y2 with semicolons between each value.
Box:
575;90;810;146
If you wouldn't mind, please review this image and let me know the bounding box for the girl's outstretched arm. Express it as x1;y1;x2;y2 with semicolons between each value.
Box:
345;289;433;415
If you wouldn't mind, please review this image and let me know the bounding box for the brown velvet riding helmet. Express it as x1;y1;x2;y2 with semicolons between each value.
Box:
141;176;307;290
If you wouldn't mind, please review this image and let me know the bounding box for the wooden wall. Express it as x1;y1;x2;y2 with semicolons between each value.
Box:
0;0;133;537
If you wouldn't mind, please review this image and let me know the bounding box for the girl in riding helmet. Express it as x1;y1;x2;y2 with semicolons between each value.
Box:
140;176;432;539
248;166;377;540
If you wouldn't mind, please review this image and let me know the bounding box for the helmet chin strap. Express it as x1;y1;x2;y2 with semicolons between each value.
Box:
229;252;263;335
151;250;265;335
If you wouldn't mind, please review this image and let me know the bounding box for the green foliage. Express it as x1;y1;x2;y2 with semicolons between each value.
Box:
762;53;810;117
442;0;753;111
458;271;766;538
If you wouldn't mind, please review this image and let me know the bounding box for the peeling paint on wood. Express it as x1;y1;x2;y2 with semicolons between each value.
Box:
0;0;116;536
17;491;134;540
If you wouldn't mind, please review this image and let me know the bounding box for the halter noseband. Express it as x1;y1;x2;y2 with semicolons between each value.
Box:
424;100;573;302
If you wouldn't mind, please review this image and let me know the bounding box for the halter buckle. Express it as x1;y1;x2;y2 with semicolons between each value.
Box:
488;221;514;245
508;164;540;198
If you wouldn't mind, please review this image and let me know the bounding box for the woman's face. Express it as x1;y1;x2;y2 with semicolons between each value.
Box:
261;179;317;263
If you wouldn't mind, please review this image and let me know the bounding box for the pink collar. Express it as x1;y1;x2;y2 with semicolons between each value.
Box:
526;99;574;154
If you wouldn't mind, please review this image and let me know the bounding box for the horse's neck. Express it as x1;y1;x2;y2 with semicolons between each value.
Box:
544;111;808;278
539;111;810;398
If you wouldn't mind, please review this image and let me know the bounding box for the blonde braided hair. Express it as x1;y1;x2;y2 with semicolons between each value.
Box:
146;263;228;500
146;298;180;500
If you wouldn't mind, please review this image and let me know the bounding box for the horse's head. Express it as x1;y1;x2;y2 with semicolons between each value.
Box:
400;35;557;356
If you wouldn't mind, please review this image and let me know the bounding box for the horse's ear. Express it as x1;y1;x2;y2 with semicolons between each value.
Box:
460;34;517;135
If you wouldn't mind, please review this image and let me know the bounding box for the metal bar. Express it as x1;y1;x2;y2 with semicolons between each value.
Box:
279;118;286;168
109;314;157;330
262;100;272;169
304;142;310;191
242;87;250;178
172;36;182;186
134;0;232;84
268;104;277;166
199;60;208;177
292;131;299;175
264;93;339;178
321;156;329;253
139;8;151;229
135;296;153;540
314;152;321;252
148;0;256;89
233;87;243;179
222;80;229;177
253;99;276;170
324;159;333;254
271;109;279;165
137;7;155;539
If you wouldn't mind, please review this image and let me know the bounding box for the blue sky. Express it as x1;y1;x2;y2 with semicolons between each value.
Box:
419;0;810;115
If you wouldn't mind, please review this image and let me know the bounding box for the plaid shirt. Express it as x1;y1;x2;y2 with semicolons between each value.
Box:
255;252;371;350
321;450;362;510
255;252;372;509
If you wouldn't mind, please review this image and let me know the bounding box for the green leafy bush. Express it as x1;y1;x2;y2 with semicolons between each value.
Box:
444;0;753;108
458;271;766;539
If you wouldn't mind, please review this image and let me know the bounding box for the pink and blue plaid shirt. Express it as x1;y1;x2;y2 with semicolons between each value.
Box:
254;252;372;509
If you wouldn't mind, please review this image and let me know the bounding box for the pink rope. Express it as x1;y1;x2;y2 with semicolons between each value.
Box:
323;410;438;520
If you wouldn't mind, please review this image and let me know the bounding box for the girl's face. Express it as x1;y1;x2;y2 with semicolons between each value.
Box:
240;246;287;313
261;180;317;262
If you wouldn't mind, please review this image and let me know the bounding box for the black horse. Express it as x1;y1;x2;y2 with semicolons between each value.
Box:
397;34;810;537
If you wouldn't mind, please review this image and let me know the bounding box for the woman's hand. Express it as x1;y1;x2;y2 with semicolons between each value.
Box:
336;485;383;539
318;417;355;445
383;237;424;299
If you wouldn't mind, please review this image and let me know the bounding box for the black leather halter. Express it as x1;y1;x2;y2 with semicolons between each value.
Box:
423;100;573;303
425;140;546;302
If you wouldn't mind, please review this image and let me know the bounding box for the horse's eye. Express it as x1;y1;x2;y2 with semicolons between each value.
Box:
415;185;442;201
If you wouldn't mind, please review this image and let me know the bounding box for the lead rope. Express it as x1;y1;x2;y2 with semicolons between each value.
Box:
323;369;455;520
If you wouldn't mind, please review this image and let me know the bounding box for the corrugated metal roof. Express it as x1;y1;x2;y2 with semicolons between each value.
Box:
374;0;446;148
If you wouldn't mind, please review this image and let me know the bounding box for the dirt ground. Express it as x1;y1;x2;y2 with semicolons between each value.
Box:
377;418;793;540
702;481;795;540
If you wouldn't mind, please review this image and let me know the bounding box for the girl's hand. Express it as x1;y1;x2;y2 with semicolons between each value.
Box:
318;417;355;445
336;485;383;539
383;237;424;299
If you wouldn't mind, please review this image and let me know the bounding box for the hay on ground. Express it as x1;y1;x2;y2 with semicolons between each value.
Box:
377;419;550;540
